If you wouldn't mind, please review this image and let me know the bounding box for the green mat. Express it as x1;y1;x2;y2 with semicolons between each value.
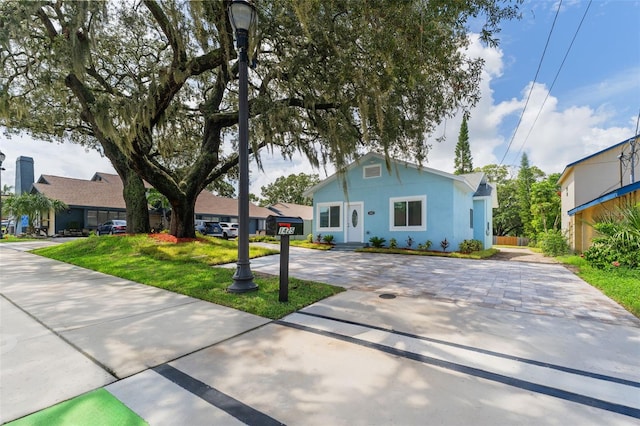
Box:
7;388;148;426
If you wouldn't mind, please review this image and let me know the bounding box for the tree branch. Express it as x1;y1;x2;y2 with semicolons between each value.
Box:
86;66;115;95
143;0;186;67
35;7;58;40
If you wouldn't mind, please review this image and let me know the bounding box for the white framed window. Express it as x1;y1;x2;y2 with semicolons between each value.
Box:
389;196;426;231
317;202;342;231
363;164;381;179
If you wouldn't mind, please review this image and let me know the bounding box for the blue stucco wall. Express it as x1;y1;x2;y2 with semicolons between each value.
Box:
473;197;493;249
311;156;479;249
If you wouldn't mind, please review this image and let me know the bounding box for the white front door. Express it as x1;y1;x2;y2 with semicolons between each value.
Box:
346;203;363;243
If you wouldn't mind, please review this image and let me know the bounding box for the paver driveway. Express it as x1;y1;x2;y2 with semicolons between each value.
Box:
242;246;639;327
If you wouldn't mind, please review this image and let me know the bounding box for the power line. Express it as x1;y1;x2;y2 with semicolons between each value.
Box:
498;0;563;166
509;1;592;167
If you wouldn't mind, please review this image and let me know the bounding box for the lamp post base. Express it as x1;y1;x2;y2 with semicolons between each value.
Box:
228;262;258;293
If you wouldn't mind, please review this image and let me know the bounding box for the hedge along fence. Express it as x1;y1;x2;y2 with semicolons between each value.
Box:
493;236;529;246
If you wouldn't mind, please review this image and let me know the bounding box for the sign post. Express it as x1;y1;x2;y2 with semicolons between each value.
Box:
279;232;290;302
265;215;304;302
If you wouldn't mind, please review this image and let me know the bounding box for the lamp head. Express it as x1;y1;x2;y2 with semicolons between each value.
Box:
0;151;5;165
229;0;257;48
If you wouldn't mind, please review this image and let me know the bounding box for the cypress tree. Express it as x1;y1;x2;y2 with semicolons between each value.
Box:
454;116;473;174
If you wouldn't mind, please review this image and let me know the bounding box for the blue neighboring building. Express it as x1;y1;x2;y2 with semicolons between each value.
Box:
304;152;497;250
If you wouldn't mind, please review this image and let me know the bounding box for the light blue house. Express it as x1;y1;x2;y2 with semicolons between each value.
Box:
304;152;497;250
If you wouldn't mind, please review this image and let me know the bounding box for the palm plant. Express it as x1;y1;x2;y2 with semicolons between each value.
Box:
594;203;640;247
585;202;640;268
2;193;67;235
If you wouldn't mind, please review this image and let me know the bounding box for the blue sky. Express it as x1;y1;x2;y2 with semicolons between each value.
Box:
1;0;639;193
425;0;640;175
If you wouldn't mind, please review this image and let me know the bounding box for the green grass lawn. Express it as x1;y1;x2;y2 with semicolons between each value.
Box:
249;236;334;250
0;235;40;243
32;235;344;319
558;255;640;318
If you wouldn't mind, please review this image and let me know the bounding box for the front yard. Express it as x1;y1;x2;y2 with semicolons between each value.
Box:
31;234;344;319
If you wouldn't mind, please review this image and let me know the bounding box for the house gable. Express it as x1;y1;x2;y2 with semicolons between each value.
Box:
308;152;489;248
304;152;478;197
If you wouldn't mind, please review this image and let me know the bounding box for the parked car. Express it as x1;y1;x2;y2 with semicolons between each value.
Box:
219;222;239;239
195;221;224;238
1;219;14;236
96;220;127;235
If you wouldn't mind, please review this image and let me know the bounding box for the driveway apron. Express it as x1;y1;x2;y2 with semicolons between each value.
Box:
243;246;640;327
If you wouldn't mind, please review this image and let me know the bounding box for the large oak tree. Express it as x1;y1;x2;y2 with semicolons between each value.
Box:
1;0;521;237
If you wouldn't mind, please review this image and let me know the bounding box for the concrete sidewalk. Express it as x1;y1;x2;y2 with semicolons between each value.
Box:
1;242;639;425
0;243;269;423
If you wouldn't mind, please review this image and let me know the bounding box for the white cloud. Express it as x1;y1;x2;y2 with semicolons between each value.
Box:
422;35;637;177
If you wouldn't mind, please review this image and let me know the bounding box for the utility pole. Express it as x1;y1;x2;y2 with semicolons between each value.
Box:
630;136;637;185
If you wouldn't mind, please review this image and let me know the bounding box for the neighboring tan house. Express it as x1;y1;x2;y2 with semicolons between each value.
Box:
303;152;497;249
266;202;313;239
558;136;640;252
30;171;273;236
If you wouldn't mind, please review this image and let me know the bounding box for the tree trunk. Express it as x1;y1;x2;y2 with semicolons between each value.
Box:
103;146;150;235
121;168;151;234
170;197;196;238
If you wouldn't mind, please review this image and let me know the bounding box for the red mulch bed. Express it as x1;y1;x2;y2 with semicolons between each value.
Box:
148;233;203;244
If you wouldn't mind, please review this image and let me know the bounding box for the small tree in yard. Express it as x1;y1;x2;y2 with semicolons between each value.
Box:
454;115;473;175
259;173;320;206
2;193;67;235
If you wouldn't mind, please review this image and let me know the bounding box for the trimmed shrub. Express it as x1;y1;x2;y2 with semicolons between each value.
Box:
417;240;432;251
458;239;482;254
369;236;386;248
538;230;569;257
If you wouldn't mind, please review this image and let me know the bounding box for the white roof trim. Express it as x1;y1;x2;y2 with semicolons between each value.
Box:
304;152;481;196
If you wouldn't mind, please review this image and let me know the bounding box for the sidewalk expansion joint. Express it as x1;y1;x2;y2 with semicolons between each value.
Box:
275;316;640;420
54;299;202;333
295;311;640;388
153;364;285;426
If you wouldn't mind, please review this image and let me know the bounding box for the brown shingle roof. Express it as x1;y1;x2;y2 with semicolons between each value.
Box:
32;172;273;218
34;174;127;209
267;202;313;220
195;191;274;218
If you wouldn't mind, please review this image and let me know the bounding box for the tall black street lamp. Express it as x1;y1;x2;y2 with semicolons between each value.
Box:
228;0;258;293
0;150;5;239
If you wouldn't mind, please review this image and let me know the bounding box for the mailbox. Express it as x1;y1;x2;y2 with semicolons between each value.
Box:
265;215;304;237
265;215;304;303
